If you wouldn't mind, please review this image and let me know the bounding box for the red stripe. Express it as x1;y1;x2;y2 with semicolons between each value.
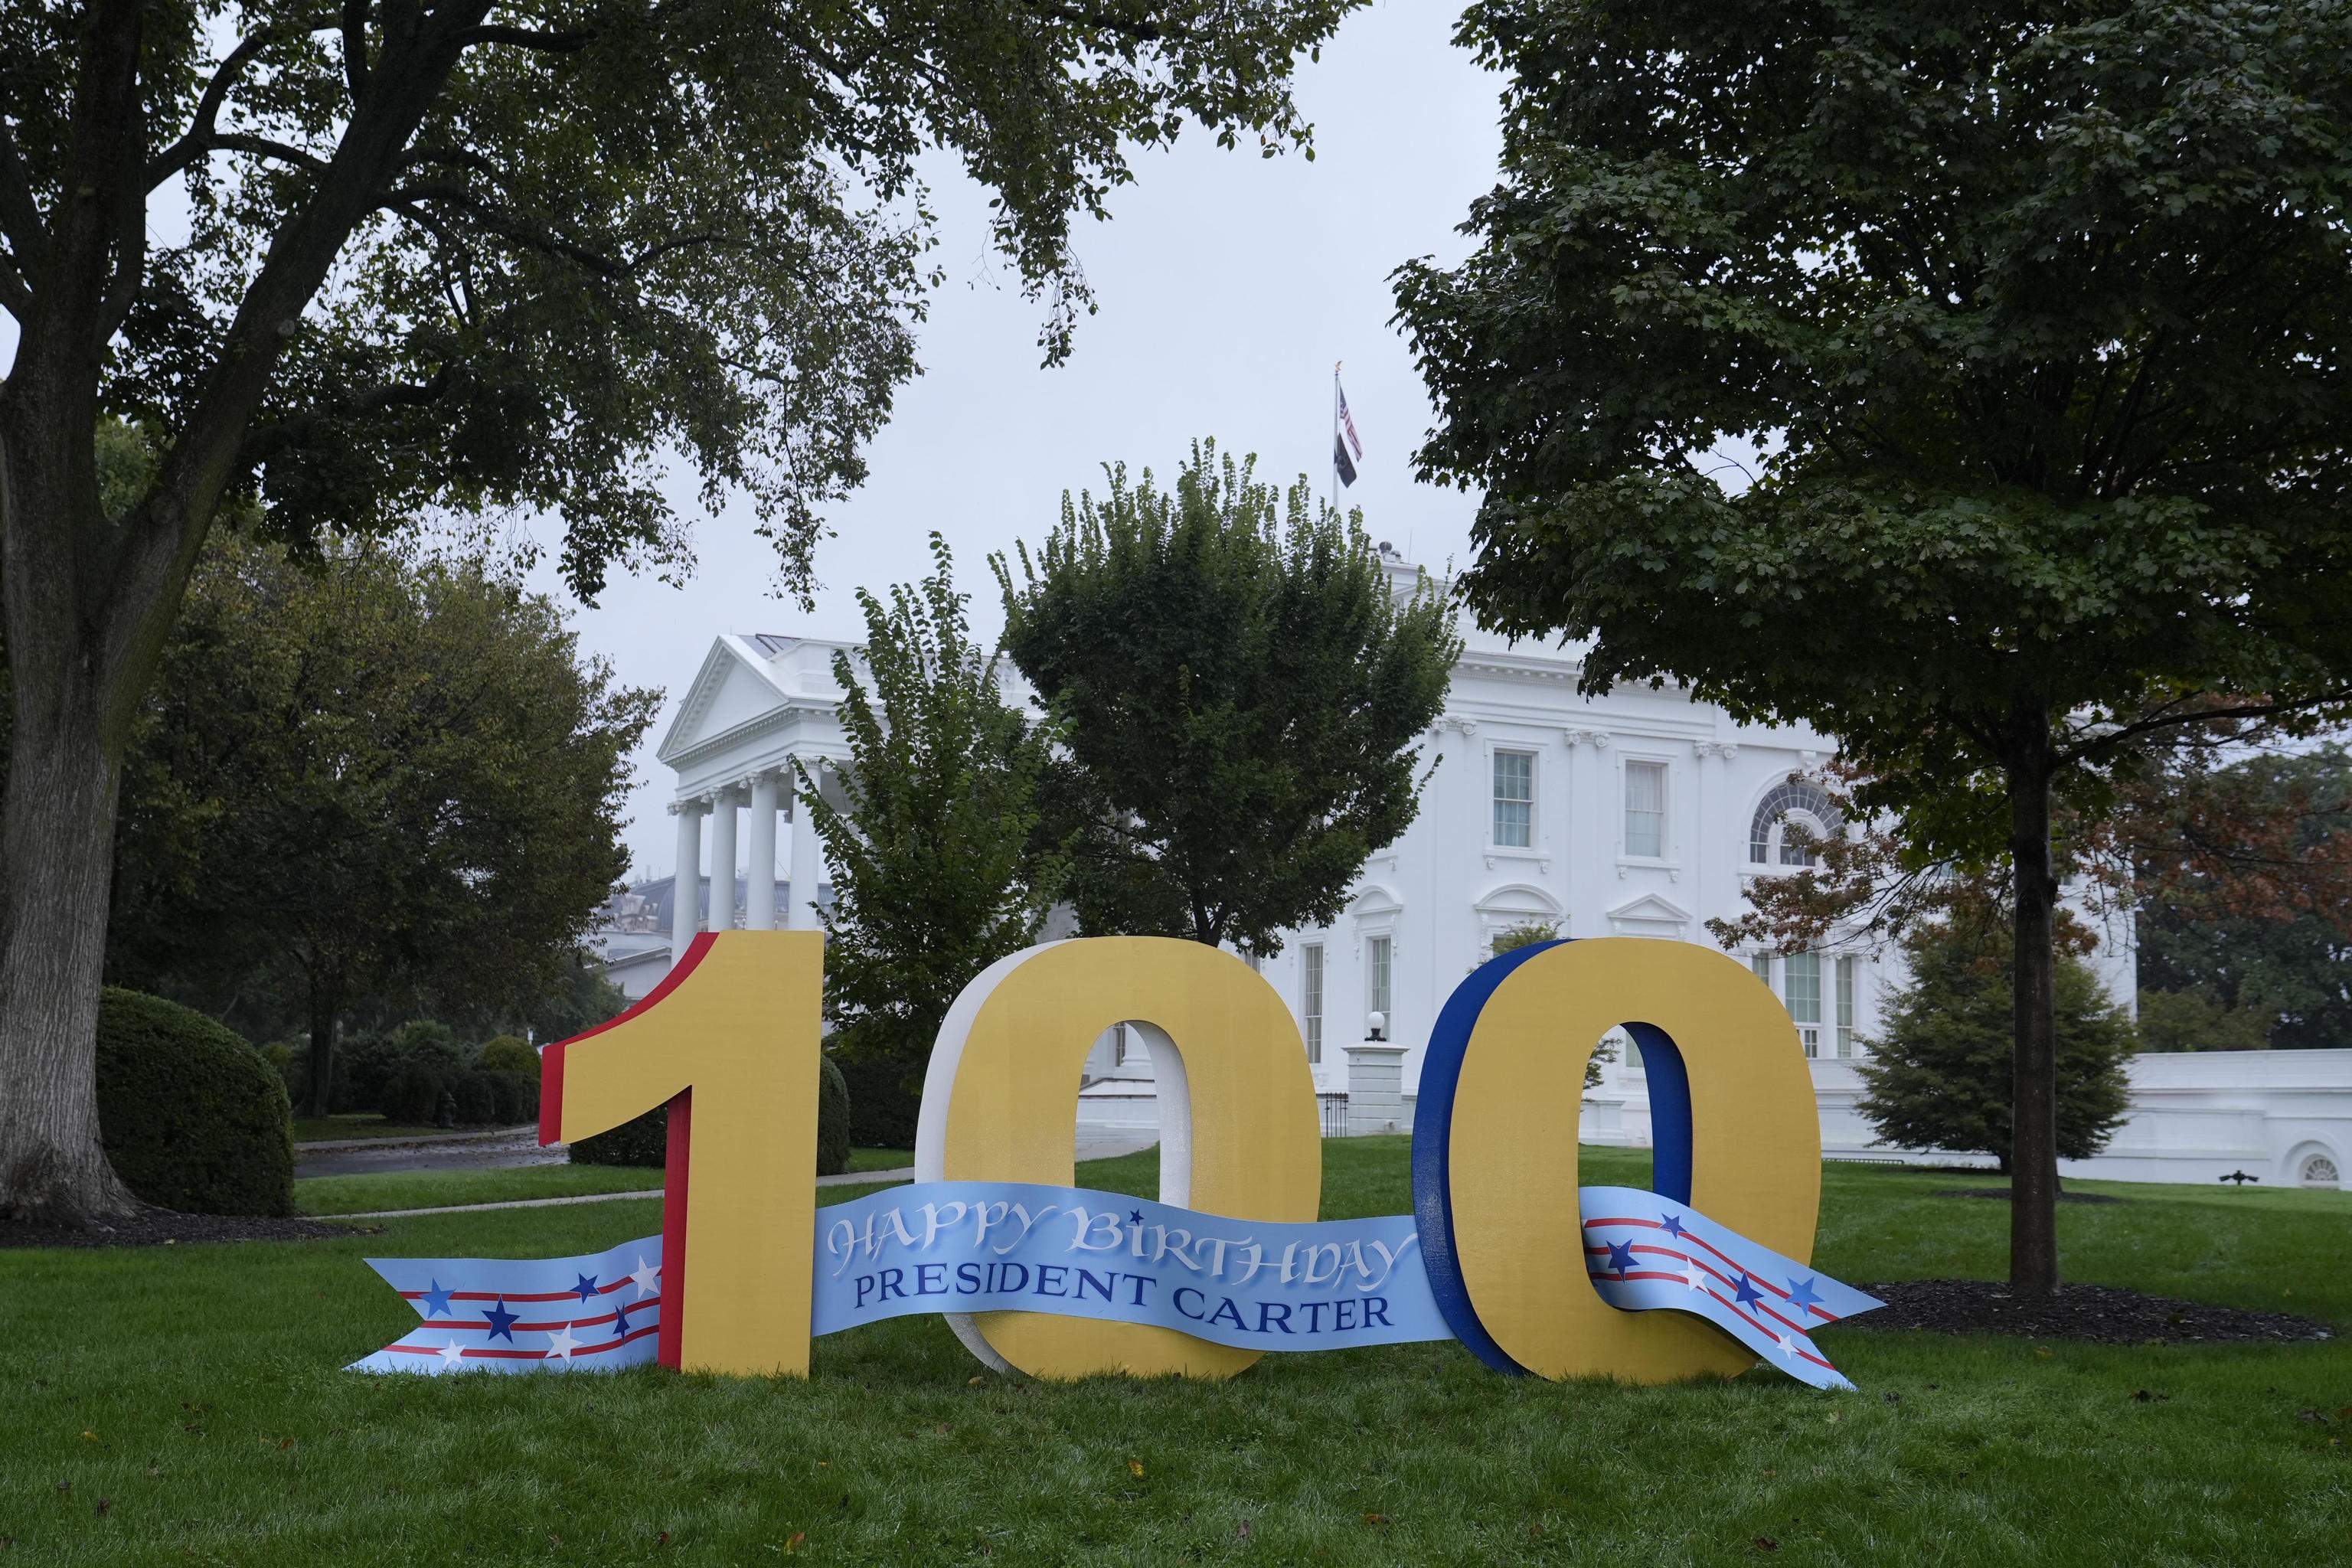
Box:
659;1089;691;1371
540;932;714;1145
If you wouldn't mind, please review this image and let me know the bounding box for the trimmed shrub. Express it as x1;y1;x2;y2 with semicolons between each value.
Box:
569;1057;854;1173
831;1021;923;1149
380;1065;445;1129
449;1070;498;1127
816;1054;851;1176
478;1034;537;1076
488;1070;540;1126
570;1105;667;1167
94;987;295;1216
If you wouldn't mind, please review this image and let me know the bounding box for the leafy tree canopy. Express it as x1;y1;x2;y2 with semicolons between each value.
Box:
103;532;655;1115
997;441;1460;956
1392;0;2352;1291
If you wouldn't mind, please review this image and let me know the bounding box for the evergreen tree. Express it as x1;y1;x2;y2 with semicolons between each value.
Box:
1857;906;2135;1171
801;536;1060;1146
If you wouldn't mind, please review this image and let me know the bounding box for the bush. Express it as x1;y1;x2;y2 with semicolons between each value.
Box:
488;1070;540;1126
570;1056;854;1173
449;1070;499;1127
380;1065;446;1128
831;1021;924;1149
478;1034;537;1076
1857;910;2137;1169
816;1054;851;1176
94;988;296;1216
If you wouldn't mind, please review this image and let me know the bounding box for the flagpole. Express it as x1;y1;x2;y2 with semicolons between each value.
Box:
1331;361;1341;518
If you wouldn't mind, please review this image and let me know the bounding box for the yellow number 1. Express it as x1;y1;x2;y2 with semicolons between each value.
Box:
538;930;823;1376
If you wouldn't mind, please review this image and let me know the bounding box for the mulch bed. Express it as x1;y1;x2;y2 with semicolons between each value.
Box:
1935;1187;2127;1205
0;1209;368;1250
1844;1279;2334;1345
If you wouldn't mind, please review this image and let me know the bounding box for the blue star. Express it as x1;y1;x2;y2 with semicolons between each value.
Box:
483;1298;519;1343
1732;1273;1766;1310
1658;1214;1687;1240
1128;1210;1143;1225
610;1295;633;1339
420;1279;454;1318
1606;1239;1638;1274
573;1273;600;1302
1785;1276;1825;1315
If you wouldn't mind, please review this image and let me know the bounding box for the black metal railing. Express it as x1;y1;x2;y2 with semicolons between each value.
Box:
1318;1091;1350;1138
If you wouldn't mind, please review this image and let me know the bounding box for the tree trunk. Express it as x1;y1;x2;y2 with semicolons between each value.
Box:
0;665;139;1223
306;991;340;1121
2006;706;2063;1295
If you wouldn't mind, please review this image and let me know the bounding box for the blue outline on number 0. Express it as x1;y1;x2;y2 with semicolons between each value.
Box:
1408;940;1697;1376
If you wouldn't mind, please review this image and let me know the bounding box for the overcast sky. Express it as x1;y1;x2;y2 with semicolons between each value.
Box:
522;2;1509;877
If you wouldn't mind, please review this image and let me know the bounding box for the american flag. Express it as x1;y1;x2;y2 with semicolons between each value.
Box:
348;1233;664;1375
1338;383;1364;462
1579;1187;1881;1390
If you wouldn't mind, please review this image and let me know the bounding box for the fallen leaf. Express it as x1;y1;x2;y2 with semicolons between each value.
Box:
2033;1347;2053;1360
80;1431;97;1442
1363;1513;1392;1529
53;1482;70;1495
658;1531;670;1545
1881;1392;1901;1405
2;1533;15;1548
2338;1406;2352;1422
93;1499;111;1517
1753;1538;1780;1553
147;1465;161;1478
549;1535;561;1547
2295;1409;2328;1424
1824;1410;1840;1424
968;1376;985;1388
786;1531;807;1553
1236;1520;1253;1540
1128;1459;1144;1478
279;1437;296;1450
934;1423;952;1436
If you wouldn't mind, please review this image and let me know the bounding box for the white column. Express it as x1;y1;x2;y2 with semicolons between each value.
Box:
1344;1041;1410;1137
707;789;739;932
786;755;824;930
745;773;780;929
669;800;704;964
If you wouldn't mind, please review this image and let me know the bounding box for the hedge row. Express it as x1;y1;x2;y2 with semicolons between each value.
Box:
571;1054;851;1175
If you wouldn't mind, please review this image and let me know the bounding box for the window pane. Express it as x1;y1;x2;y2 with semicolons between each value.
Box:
1836;956;1855;1057
1625;761;1666;858
1492;751;1534;848
1369;936;1392;1023
1303;944;1324;1064
1784;952;1821;1024
1751;953;1773;988
1779;812;1819;867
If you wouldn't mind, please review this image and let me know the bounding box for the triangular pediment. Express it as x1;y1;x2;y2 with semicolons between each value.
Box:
655;636;795;763
1605;892;1691;936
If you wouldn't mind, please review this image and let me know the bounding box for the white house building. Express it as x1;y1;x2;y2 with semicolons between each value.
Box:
613;551;2344;1191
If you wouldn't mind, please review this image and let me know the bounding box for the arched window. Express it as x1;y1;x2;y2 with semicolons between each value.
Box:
2302;1153;2341;1190
1749;781;1842;867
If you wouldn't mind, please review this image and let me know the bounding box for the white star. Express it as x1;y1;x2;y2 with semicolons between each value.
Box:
632;1256;662;1299
545;1325;580;1364
1684;1261;1707;1293
436;1339;466;1369
1775;1332;1801;1361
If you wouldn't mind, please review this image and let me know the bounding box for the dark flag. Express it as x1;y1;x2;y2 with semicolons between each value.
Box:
1333;433;1358;488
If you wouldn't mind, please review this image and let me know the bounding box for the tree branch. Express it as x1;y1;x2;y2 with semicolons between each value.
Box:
0;250;31;318
342;0;374;103
2063;692;2352;766
0;118;47;272
237;371;454;467
146;26;296;189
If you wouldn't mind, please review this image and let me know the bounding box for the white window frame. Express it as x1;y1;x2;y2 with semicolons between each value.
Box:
1302;943;1325;1064
1367;933;1393;1037
1490;746;1537;849
1835;957;1857;1057
1619;753;1675;865
1784;952;1822;1057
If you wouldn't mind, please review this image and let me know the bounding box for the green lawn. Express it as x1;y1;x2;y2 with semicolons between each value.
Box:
296;1164;668;1216
846;1147;915;1174
5;1140;2347;1564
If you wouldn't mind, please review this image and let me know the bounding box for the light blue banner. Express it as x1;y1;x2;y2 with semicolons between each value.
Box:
1579;1185;1883;1390
815;1182;1449;1351
348;1234;665;1375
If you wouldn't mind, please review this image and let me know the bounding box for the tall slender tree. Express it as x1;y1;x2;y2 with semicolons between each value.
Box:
0;0;1357;1221
799;534;1060;1145
1396;0;2352;1290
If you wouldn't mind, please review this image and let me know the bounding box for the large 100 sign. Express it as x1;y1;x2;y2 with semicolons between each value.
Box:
351;936;1882;1390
